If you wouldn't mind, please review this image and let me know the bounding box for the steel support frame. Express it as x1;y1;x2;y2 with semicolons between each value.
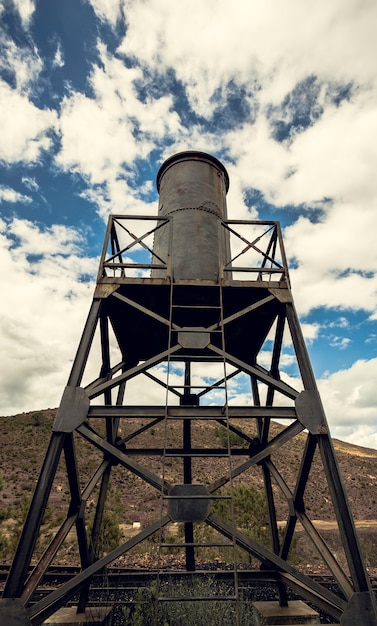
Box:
2;219;376;626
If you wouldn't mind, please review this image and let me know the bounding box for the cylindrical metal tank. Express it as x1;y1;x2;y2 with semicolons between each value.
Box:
153;151;230;281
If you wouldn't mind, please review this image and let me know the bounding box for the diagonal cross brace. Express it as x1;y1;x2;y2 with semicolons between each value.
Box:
208;343;299;399
86;344;181;399
76;422;171;494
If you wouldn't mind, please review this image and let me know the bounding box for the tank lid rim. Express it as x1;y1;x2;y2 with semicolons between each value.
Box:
156;151;229;192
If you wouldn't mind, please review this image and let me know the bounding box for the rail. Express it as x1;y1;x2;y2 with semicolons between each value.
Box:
97;215;290;284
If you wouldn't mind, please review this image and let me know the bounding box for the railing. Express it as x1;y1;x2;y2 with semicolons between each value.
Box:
220;220;289;284
97;215;171;281
97;215;290;285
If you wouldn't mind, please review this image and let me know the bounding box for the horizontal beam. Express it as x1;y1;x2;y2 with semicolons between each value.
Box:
122;448;251;457
88;405;297;419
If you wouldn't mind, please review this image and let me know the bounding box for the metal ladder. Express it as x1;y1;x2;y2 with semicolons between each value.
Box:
153;282;242;624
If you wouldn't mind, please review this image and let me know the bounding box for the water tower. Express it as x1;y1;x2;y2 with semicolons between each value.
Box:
1;152;376;625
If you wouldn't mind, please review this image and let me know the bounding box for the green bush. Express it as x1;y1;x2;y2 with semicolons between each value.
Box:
0;504;15;521
0;534;11;560
213;484;270;548
100;509;122;553
122;577;254;625
215;426;248;448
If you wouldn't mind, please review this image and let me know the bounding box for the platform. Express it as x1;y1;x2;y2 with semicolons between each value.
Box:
252;600;320;624
42;606;112;626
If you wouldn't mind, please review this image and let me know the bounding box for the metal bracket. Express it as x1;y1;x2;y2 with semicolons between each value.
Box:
94;283;119;299
340;591;377;626
168;484;210;522
268;287;292;303
0;599;31;626
178;328;210;349
295;390;327;434
53;387;90;433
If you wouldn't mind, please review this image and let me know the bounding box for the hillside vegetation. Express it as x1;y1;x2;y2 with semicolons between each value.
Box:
1;408;377;572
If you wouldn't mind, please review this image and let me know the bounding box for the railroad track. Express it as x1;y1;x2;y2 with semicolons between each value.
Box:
2;563;377;589
1;566;376;626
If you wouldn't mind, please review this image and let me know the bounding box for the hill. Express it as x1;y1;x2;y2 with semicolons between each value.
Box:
1;408;377;572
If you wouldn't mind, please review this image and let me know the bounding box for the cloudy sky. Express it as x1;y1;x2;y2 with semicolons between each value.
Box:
1;0;377;448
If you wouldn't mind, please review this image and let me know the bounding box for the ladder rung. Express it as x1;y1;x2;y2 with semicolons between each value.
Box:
157;595;237;602
165;385;225;389
160;542;234;548
163;495;231;500
172;304;220;309
164;452;230;457
166;415;225;420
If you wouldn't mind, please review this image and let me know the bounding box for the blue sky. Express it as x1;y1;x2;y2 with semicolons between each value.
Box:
1;0;377;448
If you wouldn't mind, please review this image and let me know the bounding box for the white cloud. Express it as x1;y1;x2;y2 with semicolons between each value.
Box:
0;218;97;415
0;32;42;92
8;218;84;255
318;358;377;435
57;89;138;183
0;81;56;163
21;177;39;192
264;321;319;351
10;0;36;28
258;350;296;370
365;334;377;345
52;41;65;69
118;0;261;117
0;27;52;167
56;44;180;190
275;92;377;206
118;0;377;113
332;425;377;451
0;186;31;204
87;0;122;26
271;91;377;319
226;118;291;210
300;322;320;343
81;179;156;222
328;336;351;350
328;317;349;329
284;208;377;316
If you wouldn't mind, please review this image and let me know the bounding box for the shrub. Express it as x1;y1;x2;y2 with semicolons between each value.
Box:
213;484;270;548
215;426;248;448
122;577;254;625
0;504;15;521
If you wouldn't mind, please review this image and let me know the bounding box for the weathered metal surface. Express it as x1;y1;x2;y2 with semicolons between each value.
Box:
268;286;292;302
93;283;119;299
152;151;230;280
87;405;298;419
340;592;377;626
295;389;327;434
53;386;89;432
167;484;210;522
178;328;210;349
0;599;31;626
